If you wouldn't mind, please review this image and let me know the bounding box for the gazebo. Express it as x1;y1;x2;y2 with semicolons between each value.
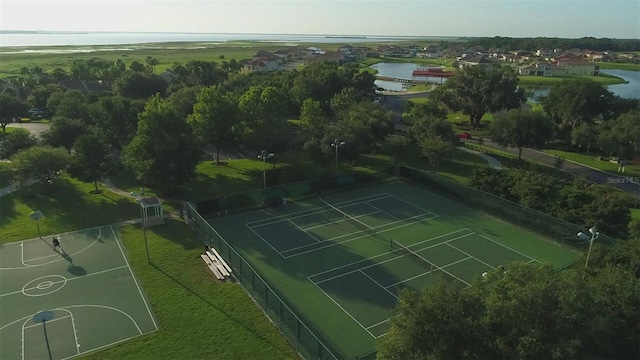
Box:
139;197;164;227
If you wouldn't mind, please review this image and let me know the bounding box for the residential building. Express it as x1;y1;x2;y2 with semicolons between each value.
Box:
519;62;553;76
242;58;284;72
553;60;600;75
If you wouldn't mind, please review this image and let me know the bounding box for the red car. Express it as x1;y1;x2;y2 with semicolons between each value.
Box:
456;132;472;139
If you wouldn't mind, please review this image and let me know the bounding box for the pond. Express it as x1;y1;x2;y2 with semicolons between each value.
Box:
371;62;448;92
371;62;640;99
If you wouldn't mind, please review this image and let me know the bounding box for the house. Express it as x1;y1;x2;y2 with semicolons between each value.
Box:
58;80;110;95
416;51;440;59
519;62;553;76
553;60;600;75
159;70;179;84
454;56;497;69
306;51;342;64
536;48;554;57
242;58;284;72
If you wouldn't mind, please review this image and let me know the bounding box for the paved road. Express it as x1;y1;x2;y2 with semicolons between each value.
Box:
6;122;50;137
467;139;640;196
381;91;432;131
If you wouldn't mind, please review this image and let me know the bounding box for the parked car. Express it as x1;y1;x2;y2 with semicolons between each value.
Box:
456;132;472;139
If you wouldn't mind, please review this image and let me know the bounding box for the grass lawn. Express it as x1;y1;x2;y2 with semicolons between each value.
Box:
0;176;139;243
596;62;640;71
81;220;297;360
517;73;626;86
543;149;640;178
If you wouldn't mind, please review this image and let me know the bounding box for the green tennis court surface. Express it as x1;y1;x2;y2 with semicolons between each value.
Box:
208;181;580;358
0;226;157;360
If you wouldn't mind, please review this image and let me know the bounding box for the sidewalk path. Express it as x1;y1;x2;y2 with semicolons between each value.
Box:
466;139;640;196
459;147;502;170
0;178;39;197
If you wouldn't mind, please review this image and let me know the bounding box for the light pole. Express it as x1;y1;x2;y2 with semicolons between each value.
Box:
130;191;150;263
258;150;274;189
577;226;599;277
331;139;346;177
29;210;44;238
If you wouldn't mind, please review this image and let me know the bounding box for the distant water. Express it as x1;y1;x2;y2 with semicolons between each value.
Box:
0;31;429;48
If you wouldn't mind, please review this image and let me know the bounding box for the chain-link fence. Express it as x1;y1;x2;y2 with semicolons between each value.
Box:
186;201;340;360
398;165;619;249
194;169;394;218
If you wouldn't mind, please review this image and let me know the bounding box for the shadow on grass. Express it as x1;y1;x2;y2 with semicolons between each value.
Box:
149;261;290;354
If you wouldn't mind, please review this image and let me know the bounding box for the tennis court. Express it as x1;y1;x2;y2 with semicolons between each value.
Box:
0;226;157;360
206;181;579;358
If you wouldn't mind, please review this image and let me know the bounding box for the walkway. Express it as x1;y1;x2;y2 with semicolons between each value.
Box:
466;139;640;196
459;147;502;170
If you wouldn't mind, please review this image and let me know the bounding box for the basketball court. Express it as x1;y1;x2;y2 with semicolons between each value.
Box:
0;225;157;360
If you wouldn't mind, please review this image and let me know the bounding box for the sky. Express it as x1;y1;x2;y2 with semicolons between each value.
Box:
1;0;639;38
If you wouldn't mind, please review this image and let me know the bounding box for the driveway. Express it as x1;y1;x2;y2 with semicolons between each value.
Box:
6;122;50;137
381;91;432;131
466;139;640;196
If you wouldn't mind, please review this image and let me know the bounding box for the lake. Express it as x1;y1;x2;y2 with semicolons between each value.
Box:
0;31;431;48
371;62;640;99
372;62;448;92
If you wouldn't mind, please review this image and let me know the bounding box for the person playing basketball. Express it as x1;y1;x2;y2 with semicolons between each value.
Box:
52;236;61;253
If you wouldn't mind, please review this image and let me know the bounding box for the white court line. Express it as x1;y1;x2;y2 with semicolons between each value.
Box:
0;265;129;298
6;227;104;270
22;315;72;329
385;256;473;288
1;225;105;248
110;226;158;331
247;194;392;228
445;243;496;270
288;219;321;243
246;224;288;258
309;229;473;279
298;210;381;232
364;202;400;221
282;213;438;257
366;317;391;330
312;231;474;284
380;192;436;215
476;233;537;261
309;278;377;339
359;270;398;299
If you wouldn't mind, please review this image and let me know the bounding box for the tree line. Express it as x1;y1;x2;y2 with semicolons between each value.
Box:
467;36;640;52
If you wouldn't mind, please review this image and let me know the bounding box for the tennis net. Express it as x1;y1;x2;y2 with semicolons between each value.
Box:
320;198;376;235
391;239;435;272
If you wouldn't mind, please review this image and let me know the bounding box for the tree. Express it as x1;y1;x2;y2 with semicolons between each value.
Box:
145;56;160;73
571;123;599;154
299;98;328;156
330;87;361;116
123;95;201;195
45;90;94;121
41;117;87;154
419;136;455;174
187;86;239;164
67;133;119;193
238;85;290;151
404;99;448;125
10;146;70;189
541;79;613;132
384;134;410;166
381;259;640;360
0;94;28;133
0;129;37;159
434;65;525;129
95;96;145;151
378;279;486;360
490;109;554;159
166;85;203;120
113;72;168;99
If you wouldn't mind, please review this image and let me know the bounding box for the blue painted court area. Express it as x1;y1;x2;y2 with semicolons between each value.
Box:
0;226;157;360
